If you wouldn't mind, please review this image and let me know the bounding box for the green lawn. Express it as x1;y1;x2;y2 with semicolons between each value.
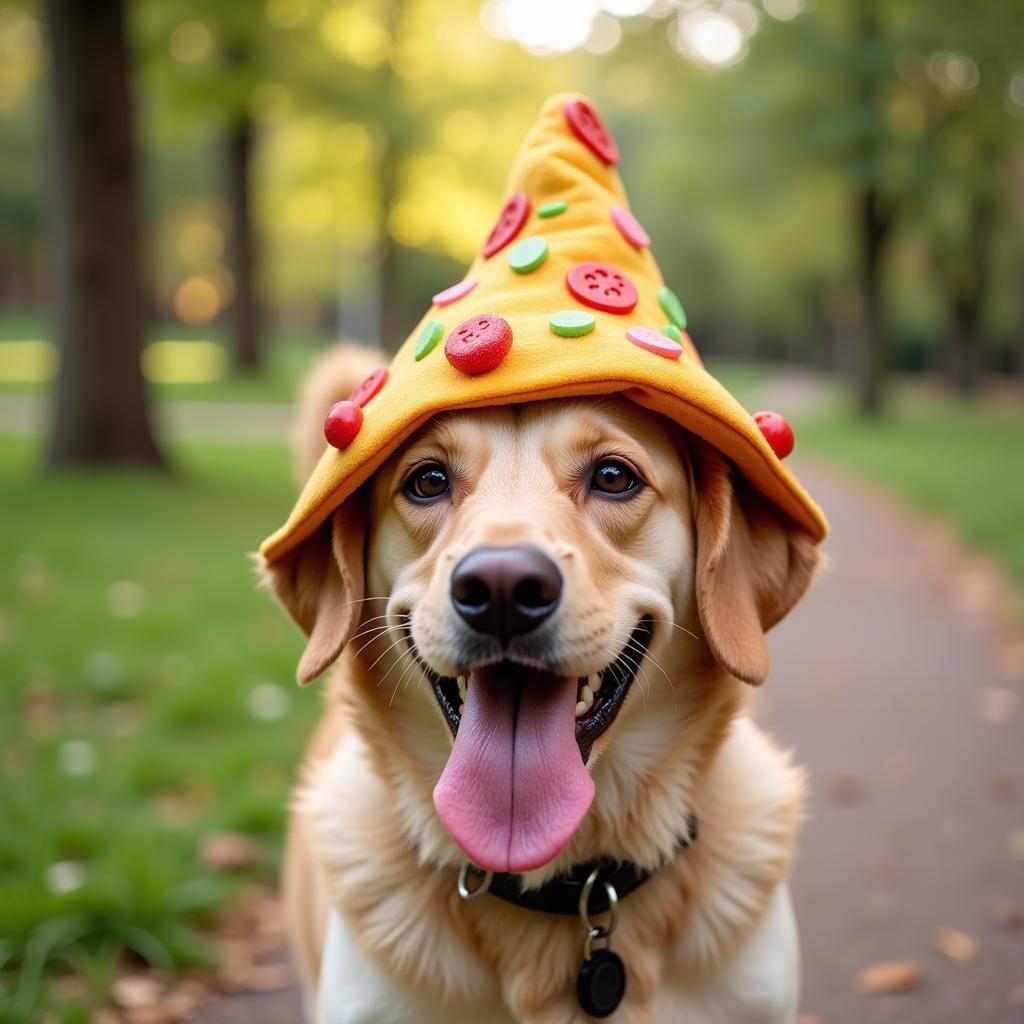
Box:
798;386;1024;603
0;438;311;1022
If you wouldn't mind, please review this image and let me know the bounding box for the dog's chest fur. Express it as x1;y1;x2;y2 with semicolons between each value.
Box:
302;715;803;1024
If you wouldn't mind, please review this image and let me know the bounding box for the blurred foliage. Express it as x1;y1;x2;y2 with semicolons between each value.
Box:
0;0;1021;367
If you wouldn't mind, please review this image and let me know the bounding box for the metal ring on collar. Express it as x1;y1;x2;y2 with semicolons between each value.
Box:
458;863;493;901
579;867;619;936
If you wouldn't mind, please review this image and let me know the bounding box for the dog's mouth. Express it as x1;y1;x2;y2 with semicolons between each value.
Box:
423;617;652;763
413;618;653;874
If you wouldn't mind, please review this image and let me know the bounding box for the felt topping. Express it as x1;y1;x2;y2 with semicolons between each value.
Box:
661;323;682;342
657;286;688;329
433;278;477;307
482;192;531;258
537;199;568;218
610;205;650;249
626;326;683;360
507;236;549;274
414;319;444;361
323;400;363;450
549;310;597;338
754;411;795;459
432;665;595;873
348;367;388;408
445;313;513;376
564;98;619;166
566;261;638;314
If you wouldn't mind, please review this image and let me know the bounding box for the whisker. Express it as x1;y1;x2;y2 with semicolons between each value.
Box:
649;617;701;642
350;626;395;660
368;632;414;675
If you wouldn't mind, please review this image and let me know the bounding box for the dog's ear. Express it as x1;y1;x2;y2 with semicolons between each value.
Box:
260;494;366;685
691;442;819;685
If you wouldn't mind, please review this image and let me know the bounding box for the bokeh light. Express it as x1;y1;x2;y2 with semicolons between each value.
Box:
168;20;213;63
141;341;228;384
174;277;222;324
672;9;746;68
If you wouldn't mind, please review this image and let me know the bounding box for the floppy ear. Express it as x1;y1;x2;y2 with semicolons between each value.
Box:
260;494;366;685
691;442;820;686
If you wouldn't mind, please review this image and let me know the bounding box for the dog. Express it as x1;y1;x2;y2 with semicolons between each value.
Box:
263;345;820;1023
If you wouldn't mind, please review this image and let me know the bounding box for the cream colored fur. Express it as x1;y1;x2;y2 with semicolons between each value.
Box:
272;348;817;1023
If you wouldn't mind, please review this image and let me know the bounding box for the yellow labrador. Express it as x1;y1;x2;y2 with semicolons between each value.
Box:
265;347;819;1023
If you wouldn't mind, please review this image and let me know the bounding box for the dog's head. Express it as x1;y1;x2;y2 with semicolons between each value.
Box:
264;395;818;874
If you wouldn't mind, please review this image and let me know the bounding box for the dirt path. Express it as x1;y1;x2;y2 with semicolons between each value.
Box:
196;456;1024;1023
760;459;1023;1022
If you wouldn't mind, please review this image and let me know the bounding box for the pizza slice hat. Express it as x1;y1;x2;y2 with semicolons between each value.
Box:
260;92;828;567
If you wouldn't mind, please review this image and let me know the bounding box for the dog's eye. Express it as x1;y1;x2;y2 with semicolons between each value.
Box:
403;463;451;502
589;459;642;497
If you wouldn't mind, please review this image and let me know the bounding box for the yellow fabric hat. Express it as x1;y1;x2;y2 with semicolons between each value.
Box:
260;93;827;566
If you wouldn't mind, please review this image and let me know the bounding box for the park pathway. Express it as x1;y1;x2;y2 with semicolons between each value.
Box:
193;452;1024;1023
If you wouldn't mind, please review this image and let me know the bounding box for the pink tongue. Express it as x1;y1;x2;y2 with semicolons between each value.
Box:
433;666;595;873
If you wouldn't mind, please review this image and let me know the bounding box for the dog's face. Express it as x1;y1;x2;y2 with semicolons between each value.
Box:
267;396;818;875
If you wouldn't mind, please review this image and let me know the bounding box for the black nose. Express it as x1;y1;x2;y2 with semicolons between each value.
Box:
450;544;562;643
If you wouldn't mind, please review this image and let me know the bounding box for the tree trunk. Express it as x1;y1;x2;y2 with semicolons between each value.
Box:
855;187;889;415
225;113;261;372
44;0;165;467
852;1;891;417
945;195;995;395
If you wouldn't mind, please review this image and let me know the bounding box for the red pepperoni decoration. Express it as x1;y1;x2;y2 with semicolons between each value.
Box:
754;411;795;459
324;400;363;450
445;313;513;376
563;98;619;166
482;192;530;258
566;261;638;314
348;367;388;408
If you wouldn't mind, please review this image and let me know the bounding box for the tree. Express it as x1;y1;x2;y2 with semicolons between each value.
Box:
43;0;165;467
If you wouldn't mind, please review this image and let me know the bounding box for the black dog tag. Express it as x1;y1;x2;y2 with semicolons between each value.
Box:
576;948;626;1018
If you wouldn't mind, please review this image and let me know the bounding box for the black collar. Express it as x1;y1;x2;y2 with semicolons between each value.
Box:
486;813;698;917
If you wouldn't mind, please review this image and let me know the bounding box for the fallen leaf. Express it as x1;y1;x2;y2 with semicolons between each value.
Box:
977;687;1019;724
826;775;866;805
199;831;261;871
993;899;1023;931
111;974;164;1009
855;961;925;994
990;776;1017;802
996;638;1024;681
881;752;915;786
932;927;979;964
1009;830;1024;861
218;962;293;992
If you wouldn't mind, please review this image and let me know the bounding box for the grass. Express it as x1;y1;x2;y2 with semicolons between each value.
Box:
798;384;1024;599
0;437;312;1022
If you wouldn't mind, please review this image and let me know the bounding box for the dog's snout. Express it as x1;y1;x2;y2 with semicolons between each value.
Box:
450;544;562;643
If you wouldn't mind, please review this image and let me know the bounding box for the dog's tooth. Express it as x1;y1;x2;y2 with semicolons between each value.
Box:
457;675;468;700
575;700;588;718
458;703;464;716
581;684;593;703
589;672;602;693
